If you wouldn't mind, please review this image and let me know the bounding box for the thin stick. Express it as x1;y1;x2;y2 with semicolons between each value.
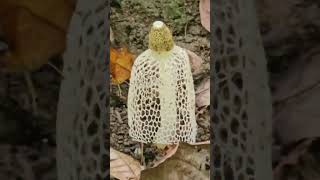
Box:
273;79;320;106
184;0;189;38
117;84;122;97
184;20;189;38
24;72;38;116
47;61;64;78
124;81;130;86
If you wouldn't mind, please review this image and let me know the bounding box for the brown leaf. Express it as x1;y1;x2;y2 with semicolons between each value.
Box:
6;0;75;30
273;139;317;180
273;48;320;144
141;143;209;180
111;147;143;180
150;144;179;168
195;78;210;107
186;49;203;75
0;0;74;72
110;47;135;85
199;0;210;32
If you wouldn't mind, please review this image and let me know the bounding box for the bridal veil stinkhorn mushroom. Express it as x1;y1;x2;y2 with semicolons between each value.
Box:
128;21;197;144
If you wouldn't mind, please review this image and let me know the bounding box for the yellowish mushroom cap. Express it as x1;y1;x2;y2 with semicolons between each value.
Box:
148;21;174;52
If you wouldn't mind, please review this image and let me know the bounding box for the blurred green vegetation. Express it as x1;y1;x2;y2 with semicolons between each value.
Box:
118;0;193;33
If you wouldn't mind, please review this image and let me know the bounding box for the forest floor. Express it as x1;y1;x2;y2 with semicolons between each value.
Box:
109;0;210;167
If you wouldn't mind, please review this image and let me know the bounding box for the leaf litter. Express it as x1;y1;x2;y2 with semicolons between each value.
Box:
273;48;320;144
111;147;144;180
110;47;135;85
140;143;210;180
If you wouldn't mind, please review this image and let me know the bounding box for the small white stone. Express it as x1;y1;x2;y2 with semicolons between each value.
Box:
153;21;164;29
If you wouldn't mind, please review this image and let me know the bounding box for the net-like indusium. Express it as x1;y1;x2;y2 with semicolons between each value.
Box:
128;21;197;144
56;0;108;179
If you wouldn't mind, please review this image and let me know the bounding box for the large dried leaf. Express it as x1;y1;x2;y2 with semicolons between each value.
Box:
273;49;320;144
111;148;143;180
273;139;313;179
110;47;134;85
195;78;210;107
0;0;74;72
186;49;203;75
274;138;320;180
5;0;75;30
199;0;210;32
150;144;179;168
141;143;209;180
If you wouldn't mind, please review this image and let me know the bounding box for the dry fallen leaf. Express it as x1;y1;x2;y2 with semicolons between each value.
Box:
273;48;320;144
110;47;135;85
111;147;143;180
141;143;209;180
273;138;320;180
5;0;75;30
199;0;210;32
0;0;74;72
195;78;210;107
150;144;179;168
186;49;203;75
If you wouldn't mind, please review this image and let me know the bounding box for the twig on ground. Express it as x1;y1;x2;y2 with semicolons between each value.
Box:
47;61;64;78
24;72;38;116
117;84;122;97
184;20;189;38
273;79;320;106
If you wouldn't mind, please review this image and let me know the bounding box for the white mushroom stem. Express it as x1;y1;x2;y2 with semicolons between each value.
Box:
155;55;177;143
